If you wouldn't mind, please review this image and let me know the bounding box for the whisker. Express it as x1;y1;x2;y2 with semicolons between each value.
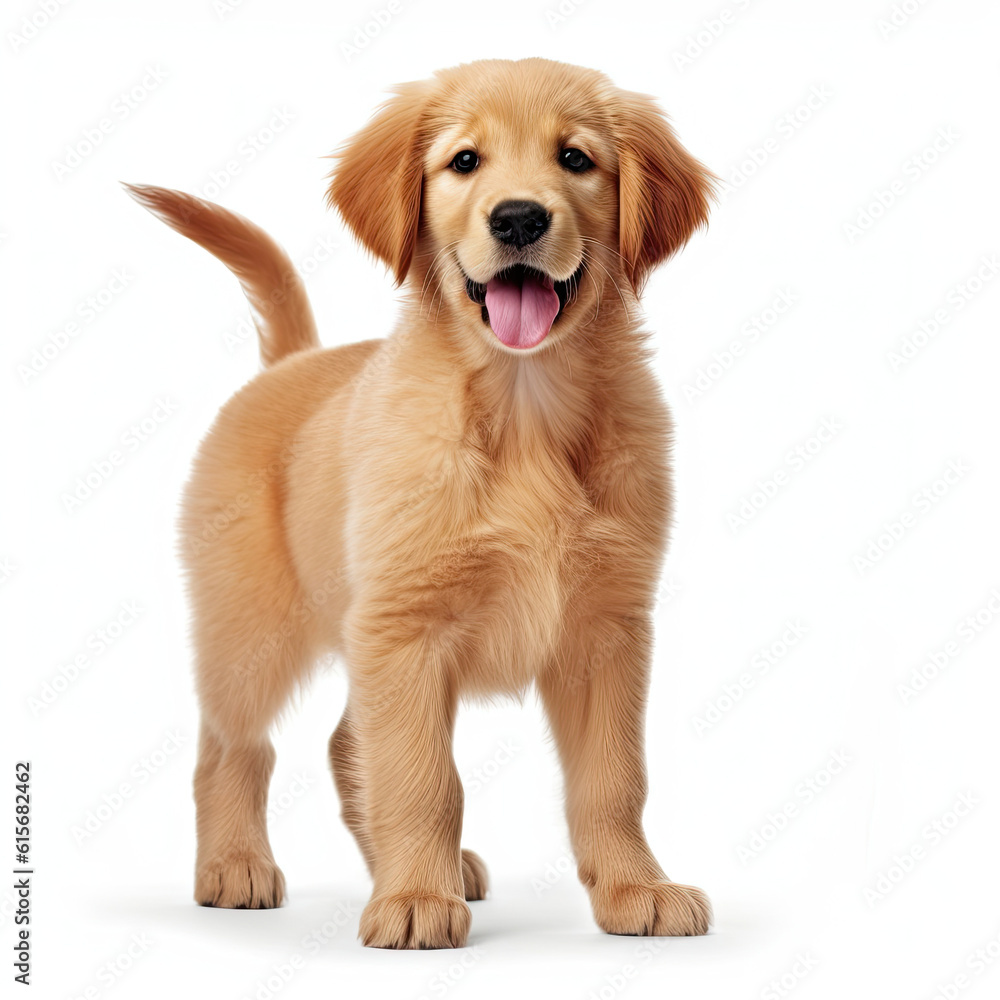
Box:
580;236;631;267
582;249;603;327
581;247;630;323
418;241;461;320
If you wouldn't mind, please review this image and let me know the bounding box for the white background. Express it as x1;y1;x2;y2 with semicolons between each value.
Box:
4;1;1000;998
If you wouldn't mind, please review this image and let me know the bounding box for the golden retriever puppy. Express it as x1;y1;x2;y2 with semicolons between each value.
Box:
125;57;714;949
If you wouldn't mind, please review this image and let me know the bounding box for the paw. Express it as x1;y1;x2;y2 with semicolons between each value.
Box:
360;891;471;949
591;881;711;937
461;849;489;901
195;853;286;909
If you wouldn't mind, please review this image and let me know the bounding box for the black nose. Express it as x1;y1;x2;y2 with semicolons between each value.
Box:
489;200;550;248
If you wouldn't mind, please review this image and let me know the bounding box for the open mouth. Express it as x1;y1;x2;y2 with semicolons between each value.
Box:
464;262;584;349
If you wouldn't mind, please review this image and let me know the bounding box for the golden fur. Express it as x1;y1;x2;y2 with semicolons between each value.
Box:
126;57;714;949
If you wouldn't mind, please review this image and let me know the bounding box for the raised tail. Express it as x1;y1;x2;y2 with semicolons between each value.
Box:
123;183;319;367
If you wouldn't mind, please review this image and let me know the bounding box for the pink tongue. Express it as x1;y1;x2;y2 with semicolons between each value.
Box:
485;272;560;349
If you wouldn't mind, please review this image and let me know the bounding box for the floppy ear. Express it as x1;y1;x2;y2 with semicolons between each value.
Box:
614;91;716;293
327;82;427;286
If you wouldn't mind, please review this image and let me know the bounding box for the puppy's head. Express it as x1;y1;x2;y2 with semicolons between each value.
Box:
329;59;713;354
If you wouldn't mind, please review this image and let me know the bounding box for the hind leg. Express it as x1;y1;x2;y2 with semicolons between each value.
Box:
186;526;320;908
328;706;489;903
194;723;286;908
460;848;489;902
328;707;375;874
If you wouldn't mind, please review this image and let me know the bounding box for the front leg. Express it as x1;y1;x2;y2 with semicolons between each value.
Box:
538;611;711;936
345;605;470;949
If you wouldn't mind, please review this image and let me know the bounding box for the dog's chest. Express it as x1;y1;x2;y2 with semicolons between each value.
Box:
426;438;618;690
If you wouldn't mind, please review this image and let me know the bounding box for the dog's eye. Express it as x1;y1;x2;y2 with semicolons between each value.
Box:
559;148;594;173
451;150;479;174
